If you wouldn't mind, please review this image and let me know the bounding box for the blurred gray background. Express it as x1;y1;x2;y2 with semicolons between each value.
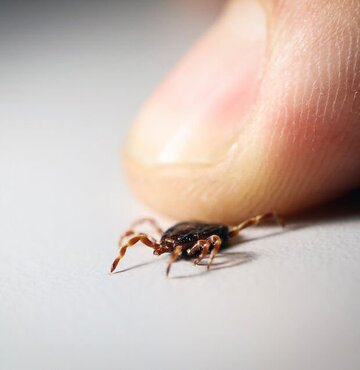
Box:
1;1;360;370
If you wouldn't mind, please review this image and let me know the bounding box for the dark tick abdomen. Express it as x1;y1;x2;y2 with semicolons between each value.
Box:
161;222;229;255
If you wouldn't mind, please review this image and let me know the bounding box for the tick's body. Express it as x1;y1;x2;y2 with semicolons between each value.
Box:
110;213;282;276
160;222;229;257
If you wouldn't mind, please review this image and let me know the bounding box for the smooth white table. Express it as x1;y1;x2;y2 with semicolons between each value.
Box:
1;2;359;369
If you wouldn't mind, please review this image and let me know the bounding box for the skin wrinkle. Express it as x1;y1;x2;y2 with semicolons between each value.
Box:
298;52;306;135
304;29;317;142
351;15;359;99
316;36;326;123
340;19;352;122
301;62;314;141
331;15;342;121
310;14;326;142
278;84;288;142
254;0;285;140
349;12;359;115
335;16;347;124
300;40;311;142
291;38;304;144
353;92;359;116
284;11;317;139
321;6;335;124
336;7;359;123
313;58;321;144
324;11;339;121
322;35;332;127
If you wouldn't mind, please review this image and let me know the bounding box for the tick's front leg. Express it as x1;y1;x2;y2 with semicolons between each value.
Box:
111;233;160;273
166;245;183;277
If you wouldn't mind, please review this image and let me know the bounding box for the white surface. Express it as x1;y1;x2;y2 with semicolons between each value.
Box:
1;2;360;370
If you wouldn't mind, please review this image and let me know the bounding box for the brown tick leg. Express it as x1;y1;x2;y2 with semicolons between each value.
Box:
130;217;164;236
207;235;222;270
166;245;183;277
117;229;136;249
118;218;163;247
191;240;211;266
228;212;284;238
110;233;160;273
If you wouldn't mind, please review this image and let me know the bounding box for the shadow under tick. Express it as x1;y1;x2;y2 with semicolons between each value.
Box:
112;257;164;274
169;251;257;279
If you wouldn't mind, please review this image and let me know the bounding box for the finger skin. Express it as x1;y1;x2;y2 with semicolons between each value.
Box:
123;0;360;224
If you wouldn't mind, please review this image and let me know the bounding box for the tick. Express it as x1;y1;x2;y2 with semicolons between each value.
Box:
110;213;283;276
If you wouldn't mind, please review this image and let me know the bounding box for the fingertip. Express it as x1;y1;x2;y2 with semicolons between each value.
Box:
123;0;360;223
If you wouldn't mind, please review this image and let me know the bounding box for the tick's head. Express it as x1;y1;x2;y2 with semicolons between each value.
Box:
156;236;176;254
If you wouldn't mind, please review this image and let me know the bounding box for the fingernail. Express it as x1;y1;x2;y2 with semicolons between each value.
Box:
127;0;266;165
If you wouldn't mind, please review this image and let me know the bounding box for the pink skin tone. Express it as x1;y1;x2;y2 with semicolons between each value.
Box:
128;0;266;165
124;0;360;223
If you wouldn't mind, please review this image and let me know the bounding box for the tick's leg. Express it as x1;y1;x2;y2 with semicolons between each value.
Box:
117;218;163;247
117;229;136;248
207;235;222;270
166;245;183;277
228;212;284;238
110;233;160;273
130;217;163;236
192;240;211;265
188;236;222;267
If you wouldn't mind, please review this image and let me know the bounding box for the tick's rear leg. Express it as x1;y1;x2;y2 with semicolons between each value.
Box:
111;233;160;273
117;230;136;248
117;218;163;247
228;212;284;238
130;217;164;236
207;235;222;270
